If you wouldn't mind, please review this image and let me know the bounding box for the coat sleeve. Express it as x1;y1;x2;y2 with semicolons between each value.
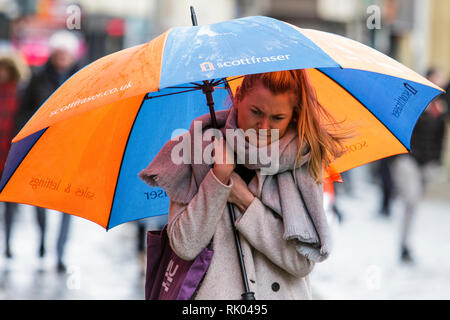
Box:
167;168;233;261
235;197;315;278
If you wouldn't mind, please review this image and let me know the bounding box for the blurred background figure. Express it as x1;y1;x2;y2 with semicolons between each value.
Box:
323;177;344;226
391;67;448;264
376;157;395;217
135;215;168;276
10;30;81;273
0;48;29;259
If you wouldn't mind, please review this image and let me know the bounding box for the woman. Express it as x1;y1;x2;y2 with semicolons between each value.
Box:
0;56;22;258
140;69;346;299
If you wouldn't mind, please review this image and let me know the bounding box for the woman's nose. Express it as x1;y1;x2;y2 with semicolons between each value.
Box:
257;117;270;130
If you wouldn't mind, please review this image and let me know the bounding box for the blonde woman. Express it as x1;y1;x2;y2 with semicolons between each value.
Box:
140;69;346;299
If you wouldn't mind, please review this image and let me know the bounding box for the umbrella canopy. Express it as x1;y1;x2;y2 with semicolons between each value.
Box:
0;16;444;230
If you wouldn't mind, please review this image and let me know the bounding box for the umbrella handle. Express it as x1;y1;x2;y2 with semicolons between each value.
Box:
203;82;255;300
228;202;256;300
192;7;254;300
202;83;219;129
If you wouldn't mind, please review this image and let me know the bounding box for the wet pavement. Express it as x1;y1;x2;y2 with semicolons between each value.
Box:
1;164;450;300
311;164;450;300
0;204;145;299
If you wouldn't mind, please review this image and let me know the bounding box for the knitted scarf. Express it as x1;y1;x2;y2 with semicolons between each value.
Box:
139;108;331;262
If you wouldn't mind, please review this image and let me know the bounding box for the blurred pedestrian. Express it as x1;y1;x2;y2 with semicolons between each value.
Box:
11;30;81;272
392;68;447;264
444;81;450;119
0;55;23;259
323;176;344;225
377;157;395;217
140;70;349;299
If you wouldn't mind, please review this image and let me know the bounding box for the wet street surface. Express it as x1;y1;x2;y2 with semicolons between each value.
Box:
0;204;145;299
311;166;450;299
1;165;450;299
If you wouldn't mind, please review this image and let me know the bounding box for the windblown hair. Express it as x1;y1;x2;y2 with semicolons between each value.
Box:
234;69;350;183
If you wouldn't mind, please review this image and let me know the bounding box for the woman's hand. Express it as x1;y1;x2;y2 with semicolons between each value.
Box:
228;172;255;213
212;136;235;185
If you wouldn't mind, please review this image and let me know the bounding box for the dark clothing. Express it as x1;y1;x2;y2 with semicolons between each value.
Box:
378;157;394;216
1;81;20;258
0;82;18;172
443;82;449;120
410;109;446;166
234;164;256;185
3;202;17;257
6;59;79;264
15;61;79;136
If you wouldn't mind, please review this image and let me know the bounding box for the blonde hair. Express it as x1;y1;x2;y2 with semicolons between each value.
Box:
234;69;349;183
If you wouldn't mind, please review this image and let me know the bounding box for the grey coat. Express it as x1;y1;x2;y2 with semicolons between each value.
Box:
168;168;315;300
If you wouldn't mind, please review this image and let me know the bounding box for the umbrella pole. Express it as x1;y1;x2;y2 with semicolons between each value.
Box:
201;81;255;300
191;5;255;300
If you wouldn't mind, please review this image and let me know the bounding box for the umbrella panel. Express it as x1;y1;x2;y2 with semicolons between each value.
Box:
318;67;442;150
226;70;419;176
0;85;231;229
0;69;442;229
0;94;145;228
108;85;230;229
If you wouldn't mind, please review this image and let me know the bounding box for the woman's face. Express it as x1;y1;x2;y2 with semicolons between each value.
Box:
236;80;296;146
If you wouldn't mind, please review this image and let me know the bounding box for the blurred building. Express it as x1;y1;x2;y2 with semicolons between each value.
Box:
155;0;237;33
0;0;448;71
240;0;449;79
69;0;156;61
428;0;450;78
246;0;449;175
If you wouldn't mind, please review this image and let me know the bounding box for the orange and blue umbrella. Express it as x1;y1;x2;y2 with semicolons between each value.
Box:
0;16;444;229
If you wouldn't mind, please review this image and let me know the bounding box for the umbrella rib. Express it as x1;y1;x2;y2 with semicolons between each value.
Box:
0;128;48;195
107;95;148;230
147;78;230;102
144;88;201;100
316;68;410;151
166;86;202;89
221;76;244;84
167;86;227;89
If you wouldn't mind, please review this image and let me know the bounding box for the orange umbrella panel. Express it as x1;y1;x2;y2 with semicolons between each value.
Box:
0;87;231;229
1;16;444;229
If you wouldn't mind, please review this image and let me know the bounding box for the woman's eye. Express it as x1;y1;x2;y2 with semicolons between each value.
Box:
272;116;284;121
251;109;261;115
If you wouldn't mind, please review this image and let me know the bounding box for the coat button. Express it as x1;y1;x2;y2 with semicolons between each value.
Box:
271;282;280;292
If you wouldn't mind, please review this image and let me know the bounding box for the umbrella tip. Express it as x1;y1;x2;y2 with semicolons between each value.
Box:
190;6;198;26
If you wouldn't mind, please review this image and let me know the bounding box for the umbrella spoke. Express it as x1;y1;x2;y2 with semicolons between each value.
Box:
145;88;201;100
165;86;203;89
